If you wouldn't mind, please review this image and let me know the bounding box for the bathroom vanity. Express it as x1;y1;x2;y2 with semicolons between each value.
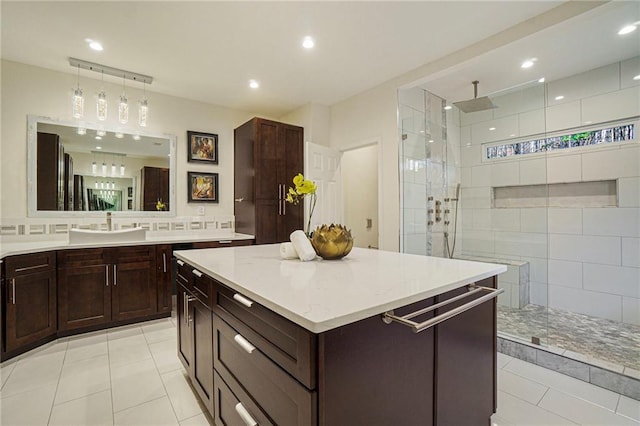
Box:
174;245;505;425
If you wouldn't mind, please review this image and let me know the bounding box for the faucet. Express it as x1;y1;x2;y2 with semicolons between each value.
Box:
106;212;112;231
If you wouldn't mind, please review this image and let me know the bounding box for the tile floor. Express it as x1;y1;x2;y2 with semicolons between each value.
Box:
0;315;638;425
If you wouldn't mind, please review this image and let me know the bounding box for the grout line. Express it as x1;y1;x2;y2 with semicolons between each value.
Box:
46;341;69;425
536;386;551;406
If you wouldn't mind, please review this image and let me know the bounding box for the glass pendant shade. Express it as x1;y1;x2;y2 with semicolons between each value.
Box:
120;164;125;176
111;163;116;175
101;162;107;176
138;99;148;127
94;182;98;189
72;88;84;118
118;95;129;124
92;161;97;174
97;90;107;121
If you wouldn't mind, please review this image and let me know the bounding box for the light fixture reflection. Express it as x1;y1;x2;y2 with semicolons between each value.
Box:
120;164;125;176
132;134;141;141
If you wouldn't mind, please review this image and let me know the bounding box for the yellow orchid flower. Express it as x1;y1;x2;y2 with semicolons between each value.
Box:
285;173;317;235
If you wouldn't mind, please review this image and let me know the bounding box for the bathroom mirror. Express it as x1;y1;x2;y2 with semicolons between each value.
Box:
27;115;176;217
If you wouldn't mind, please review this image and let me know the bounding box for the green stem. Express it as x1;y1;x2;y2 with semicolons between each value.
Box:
306;193;317;236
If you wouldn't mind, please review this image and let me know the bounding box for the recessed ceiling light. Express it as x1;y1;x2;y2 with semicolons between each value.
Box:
555;95;564;101
95;136;102;140
538;78;545;83
521;58;537;69
96;146;102;149
132;134;141;141
618;24;637;35
428;140;434;143
249;79;259;89
77;127;86;135
489;127;496;131
115;132;124;139
302;36;315;49
96;129;106;137
444;105;452;110
85;38;103;51
634;74;640;81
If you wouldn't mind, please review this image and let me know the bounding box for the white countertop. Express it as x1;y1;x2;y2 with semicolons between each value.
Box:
0;232;254;258
173;244;507;333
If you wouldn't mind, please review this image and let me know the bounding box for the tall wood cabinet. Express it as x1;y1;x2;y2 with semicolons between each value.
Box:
141;166;169;211
36;132;65;211
234;117;304;244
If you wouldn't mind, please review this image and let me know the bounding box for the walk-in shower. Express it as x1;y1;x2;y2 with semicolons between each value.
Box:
399;56;640;380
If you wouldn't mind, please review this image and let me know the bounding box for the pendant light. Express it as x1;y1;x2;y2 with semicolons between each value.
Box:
120;163;125;176
97;71;107;121
101;160;107;176
139;81;148;127
72;65;84;118
118;74;129;124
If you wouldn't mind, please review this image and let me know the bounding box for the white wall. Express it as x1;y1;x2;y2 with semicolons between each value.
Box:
1;60;257;220
458;57;640;325
279;103;331;147
342;145;378;249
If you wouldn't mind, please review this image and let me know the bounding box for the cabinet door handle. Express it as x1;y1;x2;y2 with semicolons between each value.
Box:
278;184;282;215
12;278;16;305
192;269;203;278
113;265;117;286
235;402;258;426
218;240;232;244
233;334;256;354
176;259;185;266
233;293;254;308
105;265;109;287
162;253;167;273
183;293;188;325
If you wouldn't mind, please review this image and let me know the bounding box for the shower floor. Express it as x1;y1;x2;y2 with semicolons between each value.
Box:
497;304;640;372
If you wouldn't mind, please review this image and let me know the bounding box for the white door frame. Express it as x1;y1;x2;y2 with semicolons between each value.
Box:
339;136;383;250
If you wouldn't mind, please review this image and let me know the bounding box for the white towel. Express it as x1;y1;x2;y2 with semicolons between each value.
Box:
290;230;316;261
279;242;299;259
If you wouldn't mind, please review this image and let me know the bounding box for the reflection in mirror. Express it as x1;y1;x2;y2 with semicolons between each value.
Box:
27;115;176;217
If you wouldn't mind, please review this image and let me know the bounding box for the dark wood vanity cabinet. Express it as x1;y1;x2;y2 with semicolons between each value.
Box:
234;117;304;244
141;166;169;211
2;252;57;355
176;260;214;416
156;244;172;314
57;246;157;332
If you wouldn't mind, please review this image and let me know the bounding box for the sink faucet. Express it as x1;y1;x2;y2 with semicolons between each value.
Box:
106;212;112;231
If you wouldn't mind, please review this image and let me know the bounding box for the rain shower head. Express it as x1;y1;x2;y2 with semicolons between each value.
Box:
453;81;496;113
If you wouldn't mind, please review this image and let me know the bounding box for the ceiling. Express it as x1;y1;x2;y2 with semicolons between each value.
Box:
418;1;640;103
1;1;575;117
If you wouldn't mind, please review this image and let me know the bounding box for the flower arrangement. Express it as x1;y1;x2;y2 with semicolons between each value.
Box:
156;198;167;211
285;173;317;235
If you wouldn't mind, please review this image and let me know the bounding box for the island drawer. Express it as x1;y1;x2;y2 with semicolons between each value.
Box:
192;239;254;249
213;281;317;389
213;316;317;426
213;370;274;426
174;259;193;291
192;268;212;309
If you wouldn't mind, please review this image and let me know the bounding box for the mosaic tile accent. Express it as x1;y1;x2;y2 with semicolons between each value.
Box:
486;123;635;159
498;304;640;371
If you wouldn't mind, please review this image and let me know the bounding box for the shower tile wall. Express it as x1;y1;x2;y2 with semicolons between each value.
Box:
458;56;640;326
399;88;461;257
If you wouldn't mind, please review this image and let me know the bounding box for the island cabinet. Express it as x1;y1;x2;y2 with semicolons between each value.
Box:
2;252;57;356
176;258;214;416
173;252;499;425
156;244;172;314
57;246;157;332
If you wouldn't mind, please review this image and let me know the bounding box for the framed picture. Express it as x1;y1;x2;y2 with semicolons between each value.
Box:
187;131;218;164
188;172;219;203
127;187;133;198
127;199;133;210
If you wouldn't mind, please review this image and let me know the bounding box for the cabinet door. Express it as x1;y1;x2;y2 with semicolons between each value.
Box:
255;199;279;245
111;258;157;321
156;245;172;314
192;299;214;416
58;264;111;331
5;270;57;353
281;124;304;239
255;119;283;201
177;284;193;371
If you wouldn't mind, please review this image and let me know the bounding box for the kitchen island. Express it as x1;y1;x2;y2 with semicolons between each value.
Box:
174;244;506;425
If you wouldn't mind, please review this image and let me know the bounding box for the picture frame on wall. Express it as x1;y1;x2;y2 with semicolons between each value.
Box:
188;172;219;203
187;131;218;164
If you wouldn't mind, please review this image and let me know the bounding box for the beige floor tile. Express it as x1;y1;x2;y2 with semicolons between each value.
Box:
0;383;57;426
49;389;113;426
111;358;166;412
113;396;179;425
161;369;204;421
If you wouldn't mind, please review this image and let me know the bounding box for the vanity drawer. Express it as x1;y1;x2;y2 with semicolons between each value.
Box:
57;248;106;268
213;281;317;389
192;239;254;249
214;316;317;426
214;370;273;426
5;251;56;277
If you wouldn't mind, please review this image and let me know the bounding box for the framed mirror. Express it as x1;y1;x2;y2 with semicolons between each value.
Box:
27;115;176;217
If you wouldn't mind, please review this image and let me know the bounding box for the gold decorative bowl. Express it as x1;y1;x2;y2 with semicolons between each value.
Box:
310;224;354;260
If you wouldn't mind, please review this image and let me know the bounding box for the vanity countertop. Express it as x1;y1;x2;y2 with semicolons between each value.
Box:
0;232;254;259
174;244;506;333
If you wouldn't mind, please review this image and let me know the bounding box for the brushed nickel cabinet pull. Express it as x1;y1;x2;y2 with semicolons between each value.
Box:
105;265;109;287
233;334;256;354
12;278;16;305
176;259;185;266
192;269;203;278
233;293;254;308
162;253;167;273
113;265;117;286
235;402;257;426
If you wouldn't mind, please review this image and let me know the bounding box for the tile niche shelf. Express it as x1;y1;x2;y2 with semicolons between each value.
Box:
493;180;617;208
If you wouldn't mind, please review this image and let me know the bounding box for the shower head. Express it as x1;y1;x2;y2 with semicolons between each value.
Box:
453;81;496;113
